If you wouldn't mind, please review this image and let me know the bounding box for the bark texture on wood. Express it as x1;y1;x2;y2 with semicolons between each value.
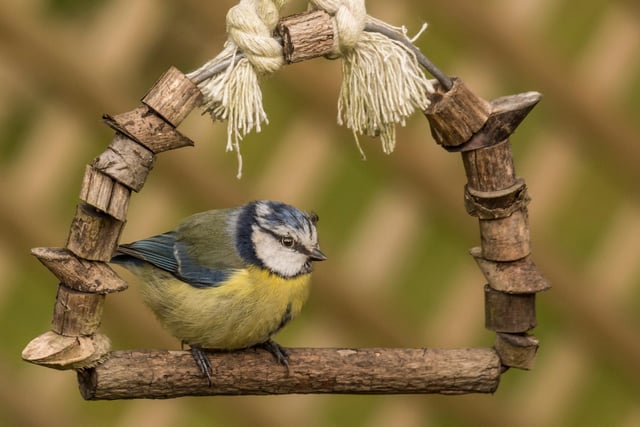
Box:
78;347;502;400
484;285;536;333
463;92;541;151
462;140;517;192
66;203;124;262
79;165;130;221
276;10;335;63
494;333;539;370
52;284;105;336
424;78;492;148
469;247;550;293
142;66;201;125
31;247;127;293
103;106;194;154
479;210;531;261
464;178;529;220
22;331;111;370
92;133;155;192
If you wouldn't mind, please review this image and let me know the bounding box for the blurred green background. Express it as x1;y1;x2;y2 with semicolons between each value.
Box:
2;0;639;426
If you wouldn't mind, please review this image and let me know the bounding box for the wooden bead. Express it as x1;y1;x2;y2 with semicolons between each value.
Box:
484;285;536;333
79;165;130;221
103;106;194;154
22;330;111;370
494;333;539;370
479;209;531;261
52;284;105;336
469;247;551;294
464;179;529;220
142;66;202;125
461;92;541;152
462;140;517;192
276;10;335;63
66;203;124;262
92;133;155;192
424;78;492;148
31;247;127;293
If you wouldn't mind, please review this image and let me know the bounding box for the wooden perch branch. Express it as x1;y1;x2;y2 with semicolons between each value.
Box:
78;347;502;400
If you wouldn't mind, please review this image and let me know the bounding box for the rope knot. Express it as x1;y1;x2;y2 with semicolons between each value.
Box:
189;0;436;177
310;0;366;54
226;0;285;74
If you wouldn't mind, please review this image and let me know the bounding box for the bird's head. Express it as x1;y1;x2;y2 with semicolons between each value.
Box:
236;200;327;278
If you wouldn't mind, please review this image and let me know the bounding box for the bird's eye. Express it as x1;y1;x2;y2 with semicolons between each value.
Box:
280;236;295;248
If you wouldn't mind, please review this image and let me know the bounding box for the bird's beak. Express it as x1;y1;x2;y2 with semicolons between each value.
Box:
309;247;327;262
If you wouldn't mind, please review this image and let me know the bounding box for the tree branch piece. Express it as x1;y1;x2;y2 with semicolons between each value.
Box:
484;285;536;333
494;333;539;370
78;347;501;400
66;203;124;262
92;133;155;192
470;247;550;294
79;165;130;222
22;331;111;370
102;106;194;154
30;247;127;293
277;10;334;63
142;66;202;126
52;284;105;336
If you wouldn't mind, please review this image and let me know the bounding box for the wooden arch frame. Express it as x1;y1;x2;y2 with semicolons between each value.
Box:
22;10;549;400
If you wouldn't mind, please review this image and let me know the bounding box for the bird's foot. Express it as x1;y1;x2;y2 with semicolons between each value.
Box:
189;346;212;386
255;339;290;369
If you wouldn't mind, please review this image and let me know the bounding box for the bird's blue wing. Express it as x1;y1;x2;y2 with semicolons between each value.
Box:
112;231;232;288
112;232;178;271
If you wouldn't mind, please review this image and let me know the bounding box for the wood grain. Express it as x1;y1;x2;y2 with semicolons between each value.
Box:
494;333;539;370
79;165;130;221
142;66;201;125
30;247;128;293
277;10;335;63
469;247;550;294
78;347;502;400
92;133;155;192
424;78;492;148
484;285;536;333
31;248;127;294
66;203;124;262
52;284;105;336
102;106;194;154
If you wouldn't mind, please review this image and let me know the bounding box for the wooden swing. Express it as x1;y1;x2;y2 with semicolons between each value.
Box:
22;8;549;400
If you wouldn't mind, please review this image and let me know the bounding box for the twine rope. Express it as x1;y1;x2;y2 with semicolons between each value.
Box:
188;0;288;178
188;0;434;176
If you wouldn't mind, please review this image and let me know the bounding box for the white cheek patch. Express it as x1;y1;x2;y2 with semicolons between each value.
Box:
251;226;308;277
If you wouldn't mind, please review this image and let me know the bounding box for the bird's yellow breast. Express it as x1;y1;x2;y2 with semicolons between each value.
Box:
137;265;312;350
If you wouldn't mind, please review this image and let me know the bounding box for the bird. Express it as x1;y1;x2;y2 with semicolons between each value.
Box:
110;200;327;382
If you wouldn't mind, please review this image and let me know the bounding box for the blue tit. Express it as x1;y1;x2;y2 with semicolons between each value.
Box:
110;200;326;381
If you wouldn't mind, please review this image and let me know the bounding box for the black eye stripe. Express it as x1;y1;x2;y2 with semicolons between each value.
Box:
257;225;311;254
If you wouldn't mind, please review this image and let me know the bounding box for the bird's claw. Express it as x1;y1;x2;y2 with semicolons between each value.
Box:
256;339;290;369
190;346;212;386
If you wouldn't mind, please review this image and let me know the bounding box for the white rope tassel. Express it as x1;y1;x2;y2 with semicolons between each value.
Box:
188;0;287;178
311;1;434;156
339;24;434;155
